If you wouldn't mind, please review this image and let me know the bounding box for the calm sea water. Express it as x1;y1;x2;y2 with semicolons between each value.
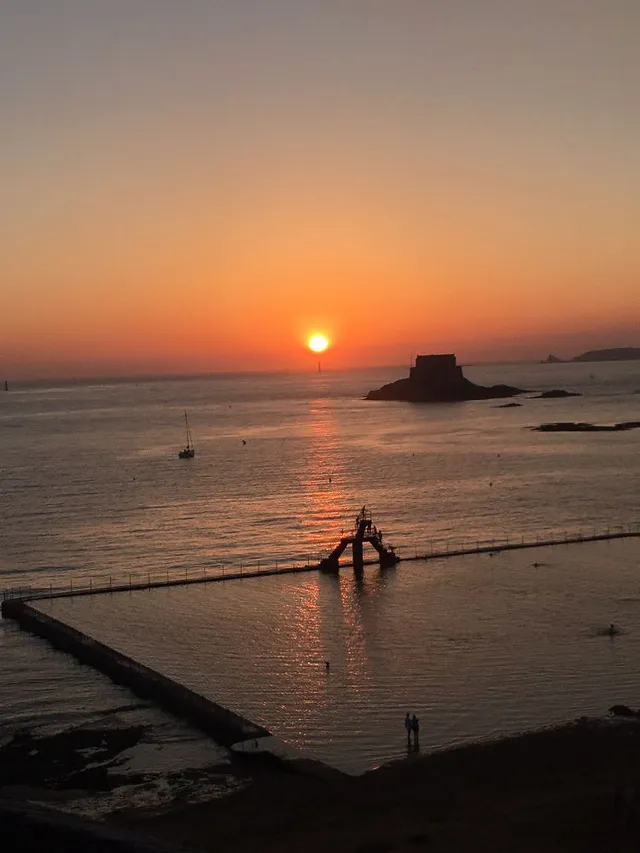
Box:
1;361;640;777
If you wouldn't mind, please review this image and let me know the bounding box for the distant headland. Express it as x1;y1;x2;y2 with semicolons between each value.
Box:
365;354;525;403
544;347;640;364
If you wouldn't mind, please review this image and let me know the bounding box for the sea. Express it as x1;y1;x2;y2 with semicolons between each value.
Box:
1;361;639;808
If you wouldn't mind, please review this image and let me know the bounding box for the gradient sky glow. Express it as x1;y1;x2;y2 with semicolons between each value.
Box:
2;0;639;377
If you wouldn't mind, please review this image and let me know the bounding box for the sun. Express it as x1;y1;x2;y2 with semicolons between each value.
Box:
308;334;329;353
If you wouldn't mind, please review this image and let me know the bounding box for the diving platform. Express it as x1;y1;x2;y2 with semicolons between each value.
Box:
319;507;399;574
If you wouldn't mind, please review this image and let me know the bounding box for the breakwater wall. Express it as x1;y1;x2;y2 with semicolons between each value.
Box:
0;599;269;747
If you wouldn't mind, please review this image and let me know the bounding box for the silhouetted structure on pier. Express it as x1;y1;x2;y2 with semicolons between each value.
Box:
320;507;399;574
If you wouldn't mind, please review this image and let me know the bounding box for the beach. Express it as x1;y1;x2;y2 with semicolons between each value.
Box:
117;717;640;852
5;714;640;852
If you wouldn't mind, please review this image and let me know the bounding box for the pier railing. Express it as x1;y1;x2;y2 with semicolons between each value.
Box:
2;521;639;604
403;521;640;562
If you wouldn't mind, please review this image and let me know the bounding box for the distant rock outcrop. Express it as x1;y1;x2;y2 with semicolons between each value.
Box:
534;389;582;399
572;347;640;362
544;347;640;363
532;421;640;432
365;354;525;403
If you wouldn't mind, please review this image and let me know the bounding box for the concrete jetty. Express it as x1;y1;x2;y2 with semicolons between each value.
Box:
1;599;268;747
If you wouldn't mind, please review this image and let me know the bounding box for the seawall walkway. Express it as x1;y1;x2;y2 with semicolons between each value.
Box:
1;598;269;747
3;523;639;604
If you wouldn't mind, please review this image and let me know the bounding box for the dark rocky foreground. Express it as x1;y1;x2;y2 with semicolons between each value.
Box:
0;724;150;793
533;421;640;432
0;801;179;853
366;354;524;403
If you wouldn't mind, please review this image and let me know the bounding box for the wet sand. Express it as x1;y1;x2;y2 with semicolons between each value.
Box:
119;717;640;853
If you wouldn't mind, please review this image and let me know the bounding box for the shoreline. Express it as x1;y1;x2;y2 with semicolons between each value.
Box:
119;715;640;852
5;713;640;851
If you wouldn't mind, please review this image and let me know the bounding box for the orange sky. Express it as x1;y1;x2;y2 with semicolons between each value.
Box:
1;1;639;378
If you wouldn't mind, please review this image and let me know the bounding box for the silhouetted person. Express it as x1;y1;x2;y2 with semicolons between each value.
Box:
608;623;617;636
411;714;420;750
404;713;412;747
325;660;330;671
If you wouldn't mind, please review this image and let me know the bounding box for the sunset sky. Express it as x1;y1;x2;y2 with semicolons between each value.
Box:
2;0;639;377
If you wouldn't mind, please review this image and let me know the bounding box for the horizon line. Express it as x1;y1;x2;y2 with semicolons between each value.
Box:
0;358;579;387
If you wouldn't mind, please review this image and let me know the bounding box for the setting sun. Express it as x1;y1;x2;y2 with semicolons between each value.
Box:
308;334;329;353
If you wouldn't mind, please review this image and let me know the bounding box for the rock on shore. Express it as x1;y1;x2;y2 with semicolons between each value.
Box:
534;389;581;399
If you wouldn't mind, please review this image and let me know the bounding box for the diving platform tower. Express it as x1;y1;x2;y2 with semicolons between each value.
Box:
319;507;399;574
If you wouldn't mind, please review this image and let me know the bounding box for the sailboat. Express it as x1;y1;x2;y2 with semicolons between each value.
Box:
178;411;195;458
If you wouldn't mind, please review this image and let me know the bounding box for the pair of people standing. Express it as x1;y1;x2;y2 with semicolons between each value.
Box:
404;712;420;749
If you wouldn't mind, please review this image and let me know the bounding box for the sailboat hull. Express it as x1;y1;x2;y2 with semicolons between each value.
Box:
178;411;195;458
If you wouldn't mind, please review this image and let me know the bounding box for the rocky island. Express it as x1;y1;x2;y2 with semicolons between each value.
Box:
533;421;640;432
365;354;525;403
534;389;582;399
